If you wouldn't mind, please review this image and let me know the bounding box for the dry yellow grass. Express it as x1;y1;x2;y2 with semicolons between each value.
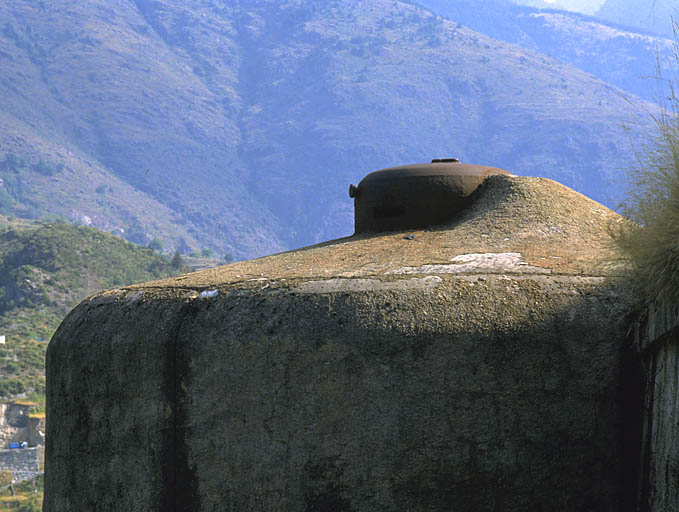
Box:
118;175;630;300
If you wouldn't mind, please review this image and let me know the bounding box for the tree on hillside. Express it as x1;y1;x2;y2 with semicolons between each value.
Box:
170;251;184;269
617;18;679;303
147;238;163;252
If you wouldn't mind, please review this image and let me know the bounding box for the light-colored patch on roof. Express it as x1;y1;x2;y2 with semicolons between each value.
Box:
293;276;442;294
387;252;551;275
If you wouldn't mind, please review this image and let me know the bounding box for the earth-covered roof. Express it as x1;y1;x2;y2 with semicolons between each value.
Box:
122;175;629;295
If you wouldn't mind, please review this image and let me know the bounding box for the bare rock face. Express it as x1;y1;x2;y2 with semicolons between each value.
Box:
0;403;43;447
44;176;641;511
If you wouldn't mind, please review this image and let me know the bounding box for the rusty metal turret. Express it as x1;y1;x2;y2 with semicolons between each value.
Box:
349;159;511;234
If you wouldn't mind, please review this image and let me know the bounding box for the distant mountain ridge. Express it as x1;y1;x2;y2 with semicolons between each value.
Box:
0;0;658;257
597;0;676;37
512;0;604;15
412;0;675;102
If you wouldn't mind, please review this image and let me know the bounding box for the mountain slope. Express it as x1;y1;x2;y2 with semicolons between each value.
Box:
0;0;657;256
413;0;675;103
597;0;676;37
229;0;652;246
512;0;605;15
0;0;284;257
510;10;674;102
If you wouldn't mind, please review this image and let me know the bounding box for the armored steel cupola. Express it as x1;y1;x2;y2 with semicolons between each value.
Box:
349;159;512;234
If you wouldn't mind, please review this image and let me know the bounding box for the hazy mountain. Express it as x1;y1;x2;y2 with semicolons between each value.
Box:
508;9;674;102
0;0;656;257
513;0;605;15
512;0;604;15
0;0;283;258
414;0;674;103
597;0;676;37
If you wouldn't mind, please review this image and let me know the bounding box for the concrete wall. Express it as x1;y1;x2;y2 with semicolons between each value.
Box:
635;304;679;512
0;447;39;473
45;276;641;511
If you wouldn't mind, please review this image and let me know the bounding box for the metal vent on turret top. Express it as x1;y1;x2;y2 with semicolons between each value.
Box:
348;159;512;234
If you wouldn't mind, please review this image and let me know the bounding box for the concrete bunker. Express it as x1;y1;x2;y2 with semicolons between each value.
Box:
45;166;641;511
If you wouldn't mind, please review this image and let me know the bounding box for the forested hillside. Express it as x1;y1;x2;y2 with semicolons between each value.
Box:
0;215;184;397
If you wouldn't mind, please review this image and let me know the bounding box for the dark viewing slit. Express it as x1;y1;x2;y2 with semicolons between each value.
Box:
373;206;406;219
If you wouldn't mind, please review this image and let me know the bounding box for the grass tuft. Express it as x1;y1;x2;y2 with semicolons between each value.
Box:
616;20;679;304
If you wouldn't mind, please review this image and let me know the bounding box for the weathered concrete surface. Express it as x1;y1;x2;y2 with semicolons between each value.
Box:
44;176;641;511
635;304;679;512
46;296;186;511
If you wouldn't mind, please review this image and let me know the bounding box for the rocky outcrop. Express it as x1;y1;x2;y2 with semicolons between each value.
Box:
44;176;642;511
0;403;43;448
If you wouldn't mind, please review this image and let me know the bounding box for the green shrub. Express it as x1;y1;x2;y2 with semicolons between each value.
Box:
0;379;26;396
31;159;63;176
0;153;26;173
16;500;42;512
170;251;184;269
147;238;163;252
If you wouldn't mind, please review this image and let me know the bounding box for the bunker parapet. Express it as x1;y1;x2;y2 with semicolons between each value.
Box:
45;172;641;511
